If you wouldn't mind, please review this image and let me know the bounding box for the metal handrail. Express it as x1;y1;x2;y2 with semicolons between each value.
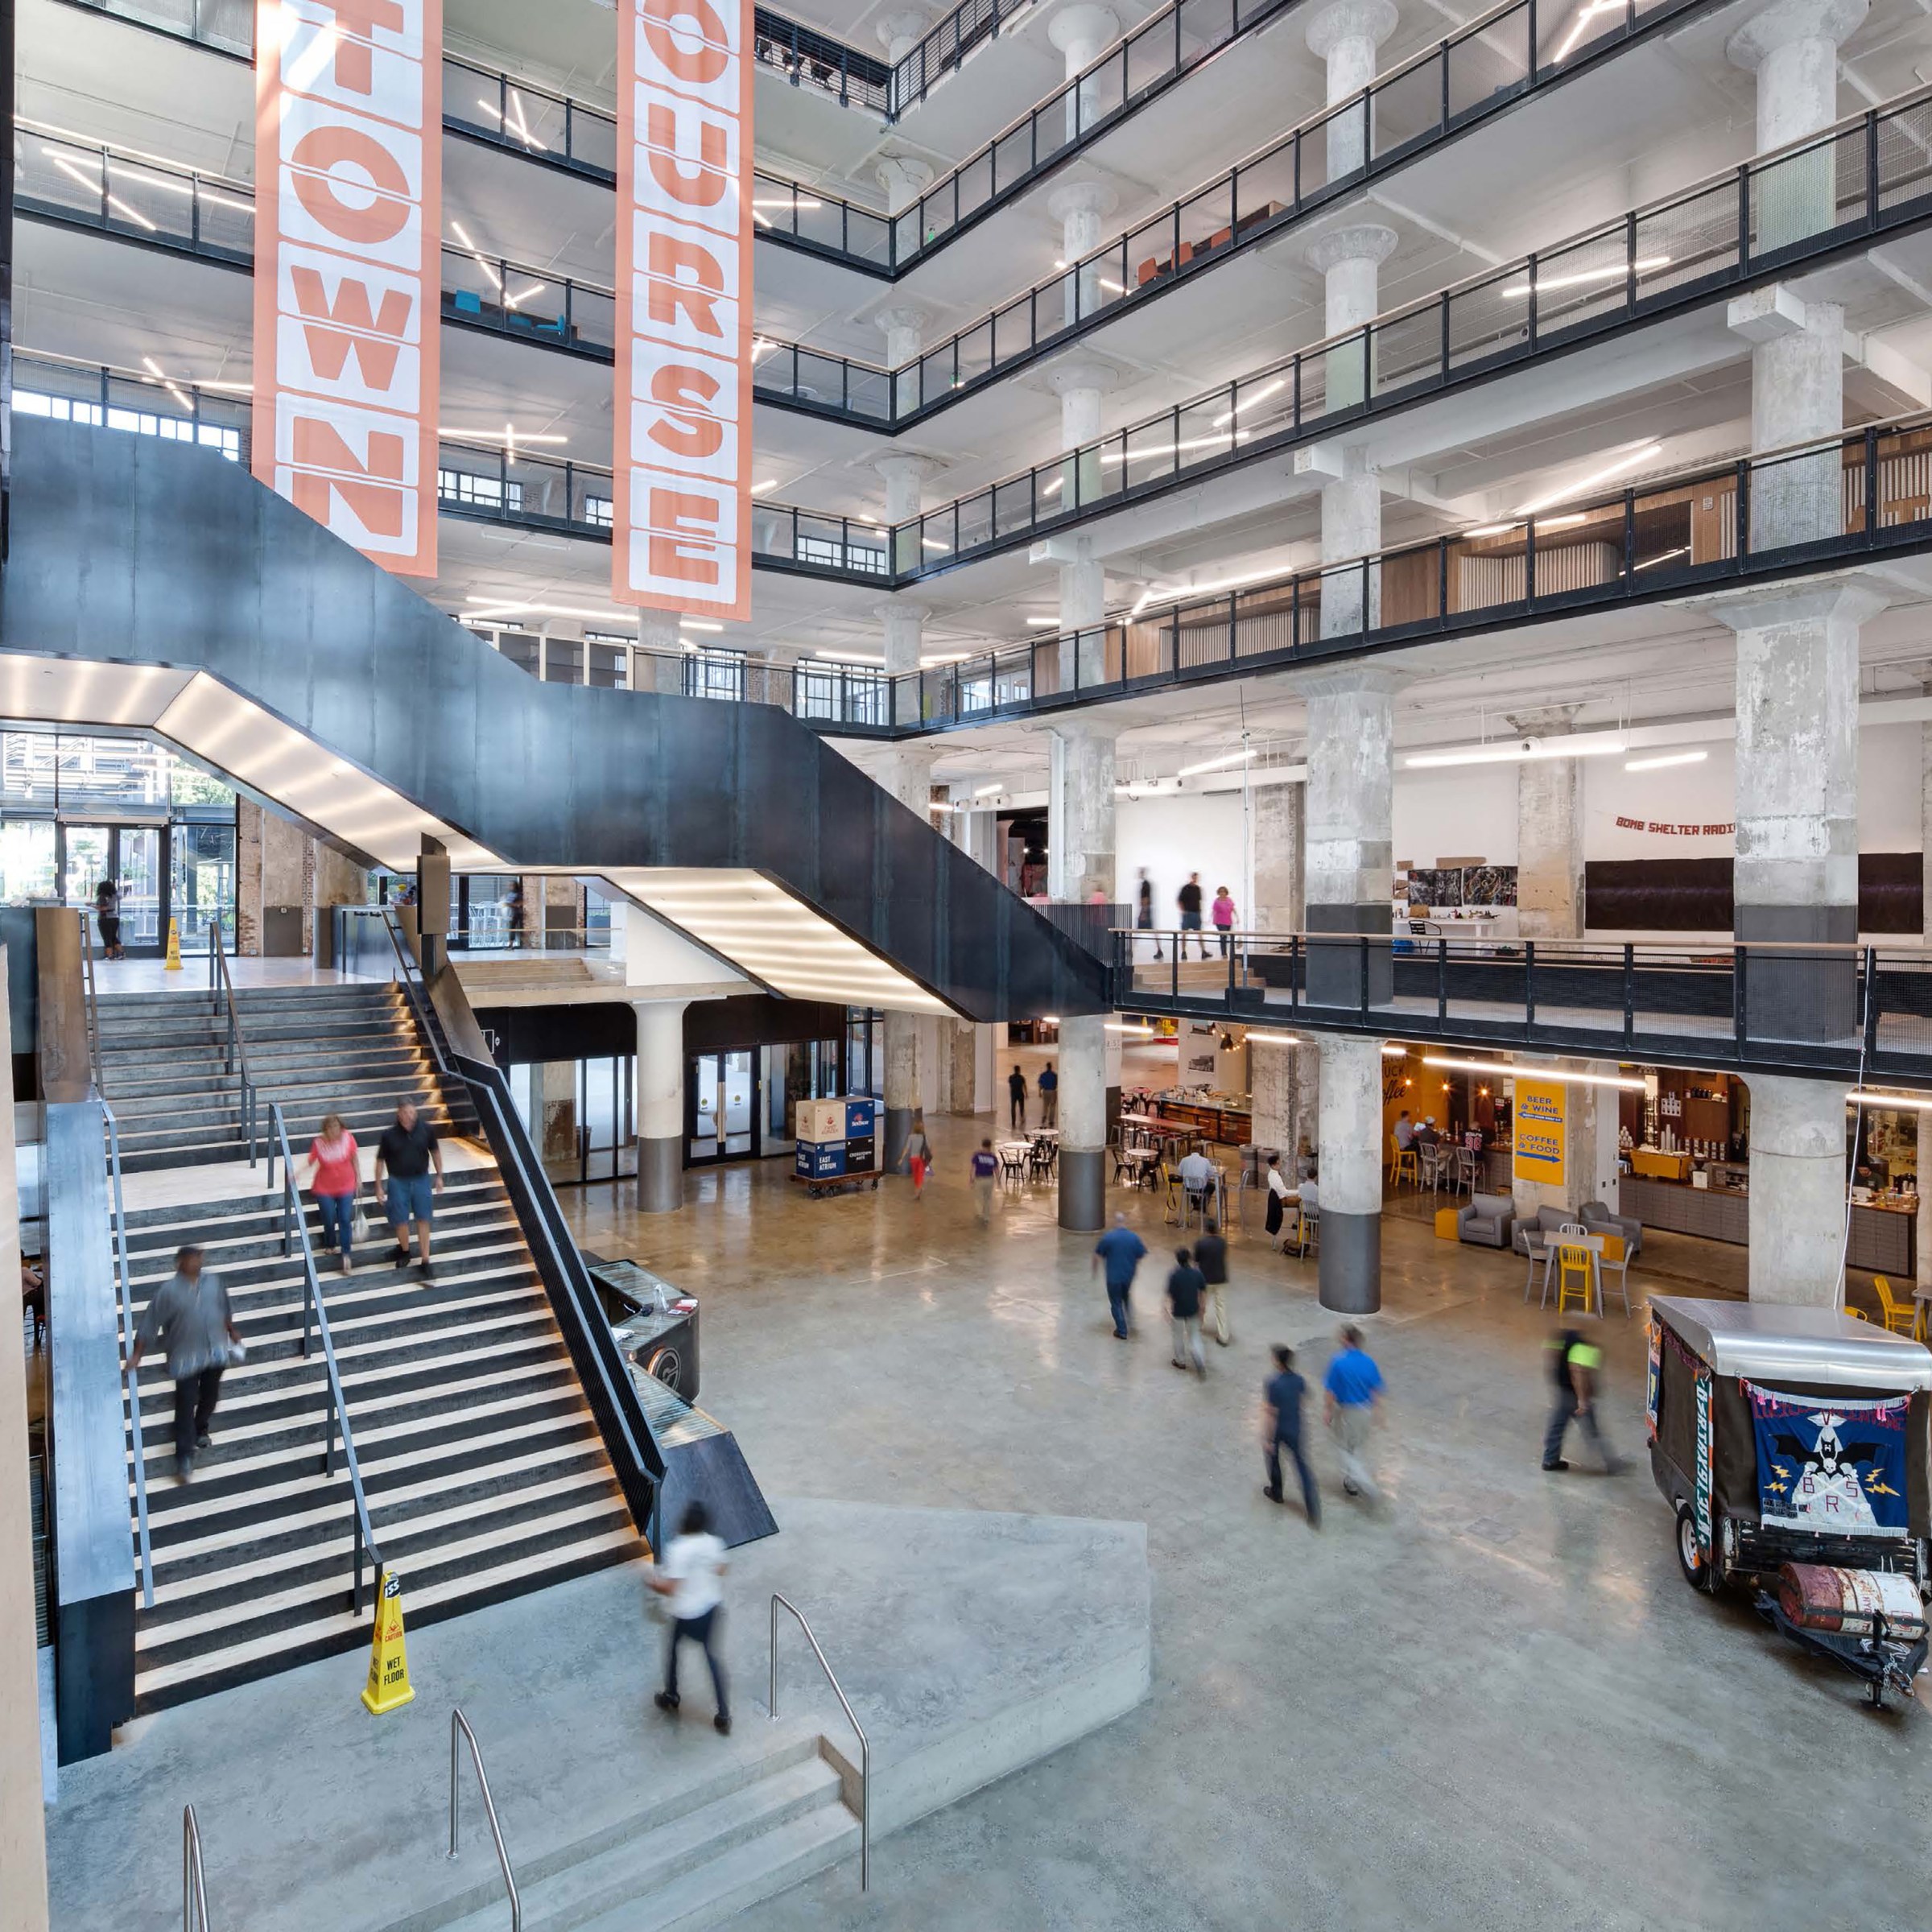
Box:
103;1100;155;1609
207;926;258;1165
266;1102;382;1615
449;1709;522;1930
770;1593;870;1891
183;1804;211;1931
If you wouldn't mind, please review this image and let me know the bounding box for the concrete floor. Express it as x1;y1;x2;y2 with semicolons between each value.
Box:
563;1110;1930;1932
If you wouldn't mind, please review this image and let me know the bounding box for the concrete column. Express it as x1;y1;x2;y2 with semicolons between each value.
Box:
1306;0;1399;180
1047;722;1115;902
1059;1013;1108;1230
877;6;931;64
639;610;684;693
1746;1072;1847;1303
1293;667;1402;1006
1048;5;1119;142
1714;580;1885;1038
875;153;934;215
634;1000;687;1213
1047;180;1119;328
1510;706;1586;940
1253;781;1307;934
1316;1033;1385;1312
1728;0;1865;250
877;303;930;419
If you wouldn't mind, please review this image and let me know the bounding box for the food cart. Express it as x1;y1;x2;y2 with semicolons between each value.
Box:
1648;1296;1932;1707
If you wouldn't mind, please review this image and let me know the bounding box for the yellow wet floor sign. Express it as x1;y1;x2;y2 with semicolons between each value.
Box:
163;918;182;972
361;1569;415;1715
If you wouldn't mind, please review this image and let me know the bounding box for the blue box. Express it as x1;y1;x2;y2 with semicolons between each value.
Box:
796;1142;846;1179
844;1098;877;1137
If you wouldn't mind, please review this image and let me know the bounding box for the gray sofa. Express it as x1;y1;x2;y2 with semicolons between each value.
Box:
1458;1194;1515;1249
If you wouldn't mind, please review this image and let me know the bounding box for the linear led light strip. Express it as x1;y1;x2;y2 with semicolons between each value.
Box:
1424;1055;1645;1091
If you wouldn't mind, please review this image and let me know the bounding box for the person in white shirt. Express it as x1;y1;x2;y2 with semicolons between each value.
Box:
649;1501;732;1733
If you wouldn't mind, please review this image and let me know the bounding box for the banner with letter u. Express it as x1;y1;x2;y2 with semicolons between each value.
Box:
616;0;753;620
253;0;441;578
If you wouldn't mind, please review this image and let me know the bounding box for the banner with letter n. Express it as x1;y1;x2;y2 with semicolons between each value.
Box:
616;0;753;621
1748;1382;1911;1539
253;0;441;578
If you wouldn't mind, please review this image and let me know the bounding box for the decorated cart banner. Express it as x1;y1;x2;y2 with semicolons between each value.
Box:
1749;1384;1910;1538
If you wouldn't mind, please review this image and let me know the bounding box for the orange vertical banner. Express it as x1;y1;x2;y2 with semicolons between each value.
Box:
614;0;754;620
254;0;440;579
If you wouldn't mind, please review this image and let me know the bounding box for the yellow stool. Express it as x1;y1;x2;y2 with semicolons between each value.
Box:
1434;1208;1460;1241
1554;1241;1596;1317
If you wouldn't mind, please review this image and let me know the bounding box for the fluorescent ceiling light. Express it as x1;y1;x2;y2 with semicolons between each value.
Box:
1406;736;1625;770
1513;442;1662;515
1424;1055;1645;1091
1500;256;1670;297
1177;747;1252;777
1624;749;1708;772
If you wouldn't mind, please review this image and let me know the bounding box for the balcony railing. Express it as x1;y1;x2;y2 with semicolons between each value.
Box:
1113;930;1932;1085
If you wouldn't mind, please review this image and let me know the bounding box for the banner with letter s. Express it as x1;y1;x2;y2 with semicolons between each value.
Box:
254;0;441;578
616;0;753;620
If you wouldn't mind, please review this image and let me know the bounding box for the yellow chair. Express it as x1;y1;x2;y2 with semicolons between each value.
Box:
1554;1241;1596;1317
1388;1135;1419;1190
1872;1276;1922;1339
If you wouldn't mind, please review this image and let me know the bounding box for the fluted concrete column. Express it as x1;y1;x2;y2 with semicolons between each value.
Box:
634;999;687;1212
1306;0;1398;179
1049;4;1119;142
877;6;931;64
1294;667;1402;1007
877;303;929;419
1746;1072;1847;1303
1728;0;1865;250
1511;706;1585;939
1047;722;1115;902
1317;1034;1385;1312
1713;580;1886;1038
1047;179;1120;328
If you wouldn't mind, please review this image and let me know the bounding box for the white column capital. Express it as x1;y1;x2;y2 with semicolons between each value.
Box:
1303;222;1400;276
1726;0;1867;69
1047;178;1120;224
1048;4;1119;60
1305;0;1399;60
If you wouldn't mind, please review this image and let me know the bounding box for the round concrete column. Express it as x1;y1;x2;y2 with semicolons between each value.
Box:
1058;1013;1109;1230
633;999;688;1213
1744;1073;1850;1304
1315;1034;1385;1312
877;6;931;64
1049;5;1119;140
1306;0;1398;178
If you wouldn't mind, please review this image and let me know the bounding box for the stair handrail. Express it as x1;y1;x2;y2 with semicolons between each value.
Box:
448;1708;522;1930
183;1803;211;1931
207;925;258;1166
102;1099;156;1609
266;1101;382;1616
77;907;105;1094
769;1593;870;1891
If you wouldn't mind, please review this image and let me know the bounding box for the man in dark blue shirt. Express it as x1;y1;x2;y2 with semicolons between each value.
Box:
1262;1344;1319;1526
1091;1213;1147;1340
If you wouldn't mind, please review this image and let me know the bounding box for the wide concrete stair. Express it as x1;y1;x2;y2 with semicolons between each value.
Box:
419;1732;860;1932
123;1170;646;1709
95;982;476;1171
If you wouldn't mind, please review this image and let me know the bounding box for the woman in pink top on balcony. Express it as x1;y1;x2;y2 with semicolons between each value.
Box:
303;1113;361;1275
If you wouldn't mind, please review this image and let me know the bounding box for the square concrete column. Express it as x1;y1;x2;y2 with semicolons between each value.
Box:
634;999;687;1213
1292;667;1403;1008
1713;580;1886;1040
1511;706;1586;939
1058;1012;1109;1230
1316;1033;1385;1312
1745;1072;1847;1303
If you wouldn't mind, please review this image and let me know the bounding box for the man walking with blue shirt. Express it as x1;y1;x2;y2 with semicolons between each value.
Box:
1323;1323;1385;1503
1091;1212;1147;1340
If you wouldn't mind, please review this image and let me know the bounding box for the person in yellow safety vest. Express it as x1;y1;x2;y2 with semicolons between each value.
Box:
1542;1329;1623;1475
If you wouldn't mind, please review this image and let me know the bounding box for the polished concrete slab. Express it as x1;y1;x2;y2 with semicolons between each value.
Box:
43;1498;1148;1931
556;1109;1929;1932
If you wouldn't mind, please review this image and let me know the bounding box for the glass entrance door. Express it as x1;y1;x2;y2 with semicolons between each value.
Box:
63;823;166;954
687;1051;758;1163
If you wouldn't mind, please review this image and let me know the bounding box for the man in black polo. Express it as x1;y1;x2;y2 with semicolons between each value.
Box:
375;1096;444;1274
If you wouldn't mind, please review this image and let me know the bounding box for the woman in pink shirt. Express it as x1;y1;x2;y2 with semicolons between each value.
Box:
303;1113;361;1274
